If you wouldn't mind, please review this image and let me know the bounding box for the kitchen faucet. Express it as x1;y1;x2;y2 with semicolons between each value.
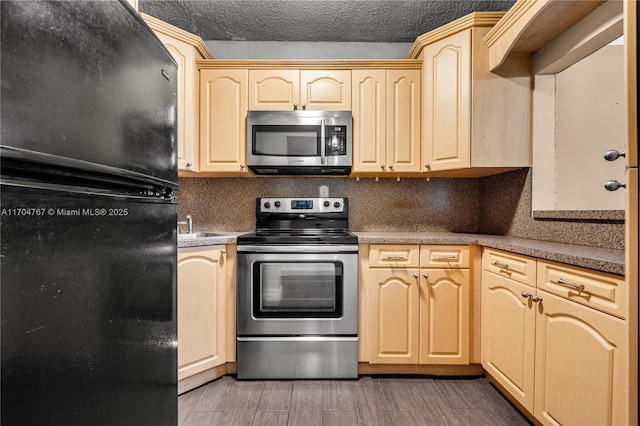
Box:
177;215;193;234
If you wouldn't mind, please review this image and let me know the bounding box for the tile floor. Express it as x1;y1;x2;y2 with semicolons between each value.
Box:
178;375;532;425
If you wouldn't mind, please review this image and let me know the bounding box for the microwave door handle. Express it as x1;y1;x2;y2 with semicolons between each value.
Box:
320;119;326;165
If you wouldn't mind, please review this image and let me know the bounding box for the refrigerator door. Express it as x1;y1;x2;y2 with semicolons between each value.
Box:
0;0;178;187
1;180;177;426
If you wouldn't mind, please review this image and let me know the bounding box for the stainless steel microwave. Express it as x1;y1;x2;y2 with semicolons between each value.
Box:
246;110;352;176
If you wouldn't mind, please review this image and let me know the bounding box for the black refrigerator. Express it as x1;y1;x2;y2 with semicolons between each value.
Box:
1;1;178;424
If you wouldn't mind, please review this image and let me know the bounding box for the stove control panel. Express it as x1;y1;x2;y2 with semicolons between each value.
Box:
259;197;346;213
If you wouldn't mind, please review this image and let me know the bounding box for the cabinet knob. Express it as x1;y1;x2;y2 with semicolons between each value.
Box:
221;249;226;254
186;162;192;169
302;104;307;110
423;273;429;279
240;163;245;169
389;164;394;169
424;163;431;169
293;103;298;110
521;291;532;299
604;180;626;191
603;150;626;161
413;273;419;279
531;295;543;303
380;164;385;169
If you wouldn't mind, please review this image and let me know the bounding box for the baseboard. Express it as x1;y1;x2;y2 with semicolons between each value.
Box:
358;363;484;376
483;369;540;425
178;364;227;395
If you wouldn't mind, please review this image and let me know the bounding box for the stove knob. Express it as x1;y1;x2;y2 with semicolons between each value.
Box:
334;202;341;208
274;201;281;208
323;201;330;207
263;202;271;209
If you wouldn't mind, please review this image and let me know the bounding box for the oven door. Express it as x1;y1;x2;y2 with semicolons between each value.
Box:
237;249;357;336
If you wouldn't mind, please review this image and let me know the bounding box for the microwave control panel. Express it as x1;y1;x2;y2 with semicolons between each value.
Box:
326;126;347;156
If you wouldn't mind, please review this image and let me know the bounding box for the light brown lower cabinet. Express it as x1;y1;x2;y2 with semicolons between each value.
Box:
369;245;471;365
481;269;536;410
482;248;629;426
420;268;470;364
533;290;627;426
369;267;420;363
177;246;227;383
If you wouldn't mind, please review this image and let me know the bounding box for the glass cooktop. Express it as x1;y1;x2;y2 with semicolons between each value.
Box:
237;229;358;245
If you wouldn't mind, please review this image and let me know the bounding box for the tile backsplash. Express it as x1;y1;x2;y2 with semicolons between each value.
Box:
478;168;624;250
177;176;480;233
177;168;624;250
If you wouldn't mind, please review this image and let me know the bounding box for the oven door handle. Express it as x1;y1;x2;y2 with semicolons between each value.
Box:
320;119;326;165
237;244;359;253
237;336;358;342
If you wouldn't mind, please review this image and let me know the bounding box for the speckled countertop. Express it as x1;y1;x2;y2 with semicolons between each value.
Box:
177;231;625;276
354;232;625;276
177;232;246;248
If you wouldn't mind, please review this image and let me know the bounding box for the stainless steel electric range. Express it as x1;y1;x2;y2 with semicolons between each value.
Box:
236;197;358;379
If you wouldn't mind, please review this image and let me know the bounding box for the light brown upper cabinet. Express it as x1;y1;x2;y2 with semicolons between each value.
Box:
409;12;530;177
248;70;351;111
351;68;421;175
141;14;214;173
199;69;252;175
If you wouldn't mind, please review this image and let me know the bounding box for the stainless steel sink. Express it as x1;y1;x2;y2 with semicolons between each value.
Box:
178;232;227;240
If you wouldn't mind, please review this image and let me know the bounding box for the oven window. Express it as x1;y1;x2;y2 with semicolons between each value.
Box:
253;262;343;318
252;125;321;156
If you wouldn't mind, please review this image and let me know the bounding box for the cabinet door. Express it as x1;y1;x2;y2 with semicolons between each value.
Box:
387;69;421;173
534;290;628;426
481;271;535;412
370;268;420;364
155;33;200;172
200;69;251;174
248;69;300;110
422;29;471;171
352;70;386;173
419;269;470;364
300;70;351;110
177;247;226;380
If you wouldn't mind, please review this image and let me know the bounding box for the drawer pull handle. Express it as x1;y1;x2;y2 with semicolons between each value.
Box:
521;291;532;299
557;278;585;292
492;260;509;269
437;255;458;260
384;256;406;260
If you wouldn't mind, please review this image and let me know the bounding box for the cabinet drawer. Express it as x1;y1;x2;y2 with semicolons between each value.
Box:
482;248;536;287
537;260;626;319
420;245;470;268
369;245;420;268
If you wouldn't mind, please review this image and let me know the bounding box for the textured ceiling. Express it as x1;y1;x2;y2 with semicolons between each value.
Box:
138;1;516;43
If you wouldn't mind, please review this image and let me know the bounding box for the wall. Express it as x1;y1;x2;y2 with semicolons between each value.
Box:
205;41;414;59
177;176;480;233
